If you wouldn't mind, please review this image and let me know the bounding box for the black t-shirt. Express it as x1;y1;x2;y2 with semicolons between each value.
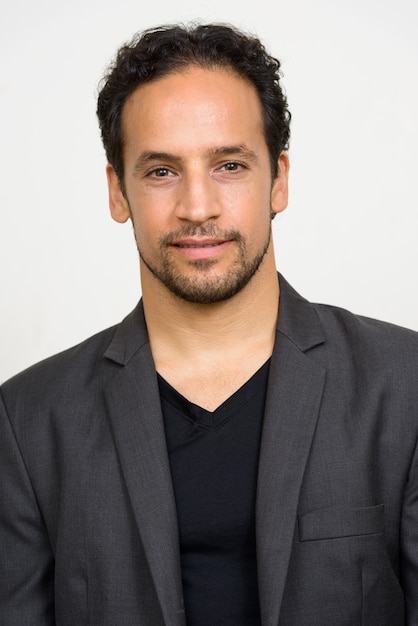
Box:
158;360;270;625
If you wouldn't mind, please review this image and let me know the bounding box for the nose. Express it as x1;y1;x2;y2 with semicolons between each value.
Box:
175;171;221;224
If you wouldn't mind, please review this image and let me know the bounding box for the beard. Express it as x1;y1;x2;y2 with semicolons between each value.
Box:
134;222;272;305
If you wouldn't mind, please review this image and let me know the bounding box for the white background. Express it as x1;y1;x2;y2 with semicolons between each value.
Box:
1;0;417;382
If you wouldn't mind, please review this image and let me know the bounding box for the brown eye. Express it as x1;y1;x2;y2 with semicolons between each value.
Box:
152;167;171;177
220;162;246;172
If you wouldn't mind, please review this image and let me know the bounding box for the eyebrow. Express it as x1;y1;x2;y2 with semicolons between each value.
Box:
132;144;259;175
205;145;259;162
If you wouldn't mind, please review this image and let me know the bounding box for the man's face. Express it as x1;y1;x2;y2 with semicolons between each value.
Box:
107;66;289;304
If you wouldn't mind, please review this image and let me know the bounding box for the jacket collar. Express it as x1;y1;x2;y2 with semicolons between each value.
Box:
277;273;326;352
103;301;149;365
103;273;326;366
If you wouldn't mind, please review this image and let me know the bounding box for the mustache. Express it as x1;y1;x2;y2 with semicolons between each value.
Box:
159;224;244;246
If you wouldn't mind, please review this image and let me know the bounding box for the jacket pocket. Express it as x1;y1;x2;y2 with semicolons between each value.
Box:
298;503;384;541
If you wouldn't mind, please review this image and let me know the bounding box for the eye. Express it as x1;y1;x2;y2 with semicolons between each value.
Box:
148;167;174;178
219;162;245;172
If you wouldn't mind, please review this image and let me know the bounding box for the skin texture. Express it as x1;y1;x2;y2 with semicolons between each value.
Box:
106;65;289;409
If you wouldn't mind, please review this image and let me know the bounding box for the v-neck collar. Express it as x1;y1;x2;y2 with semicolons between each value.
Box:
157;359;271;429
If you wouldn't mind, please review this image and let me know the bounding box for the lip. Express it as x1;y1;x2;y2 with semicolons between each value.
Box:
170;237;233;260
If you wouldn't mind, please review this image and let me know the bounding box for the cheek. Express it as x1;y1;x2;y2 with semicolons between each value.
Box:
218;190;252;225
129;191;177;235
129;213;159;253
230;191;272;234
129;201;164;236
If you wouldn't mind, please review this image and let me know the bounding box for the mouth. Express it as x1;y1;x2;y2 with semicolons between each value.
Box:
170;238;233;260
172;238;230;248
175;242;226;249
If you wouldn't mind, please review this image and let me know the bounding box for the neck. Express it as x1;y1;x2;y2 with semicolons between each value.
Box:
141;245;280;364
140;243;280;411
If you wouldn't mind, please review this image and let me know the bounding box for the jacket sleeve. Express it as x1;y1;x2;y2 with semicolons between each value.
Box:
0;390;55;625
401;430;418;624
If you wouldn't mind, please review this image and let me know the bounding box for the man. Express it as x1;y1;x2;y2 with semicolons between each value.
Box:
0;22;417;626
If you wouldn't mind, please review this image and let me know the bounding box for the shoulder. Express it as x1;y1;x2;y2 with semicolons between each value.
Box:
313;300;418;357
278;274;418;398
0;300;149;417
1;324;119;410
308;302;418;409
1;301;148;403
278;273;418;365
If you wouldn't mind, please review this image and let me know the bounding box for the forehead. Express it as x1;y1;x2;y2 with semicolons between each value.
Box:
121;66;265;154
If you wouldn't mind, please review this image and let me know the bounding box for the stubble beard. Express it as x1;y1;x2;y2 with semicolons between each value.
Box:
135;223;272;305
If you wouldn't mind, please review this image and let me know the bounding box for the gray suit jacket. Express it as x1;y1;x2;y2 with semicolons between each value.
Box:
1;275;418;625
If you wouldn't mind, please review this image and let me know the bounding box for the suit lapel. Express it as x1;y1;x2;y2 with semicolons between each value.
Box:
256;275;327;626
103;305;186;626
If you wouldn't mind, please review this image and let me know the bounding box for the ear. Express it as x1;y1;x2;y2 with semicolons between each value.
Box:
271;152;290;216
106;164;131;223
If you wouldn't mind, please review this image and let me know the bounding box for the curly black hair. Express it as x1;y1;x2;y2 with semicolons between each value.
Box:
97;22;291;185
